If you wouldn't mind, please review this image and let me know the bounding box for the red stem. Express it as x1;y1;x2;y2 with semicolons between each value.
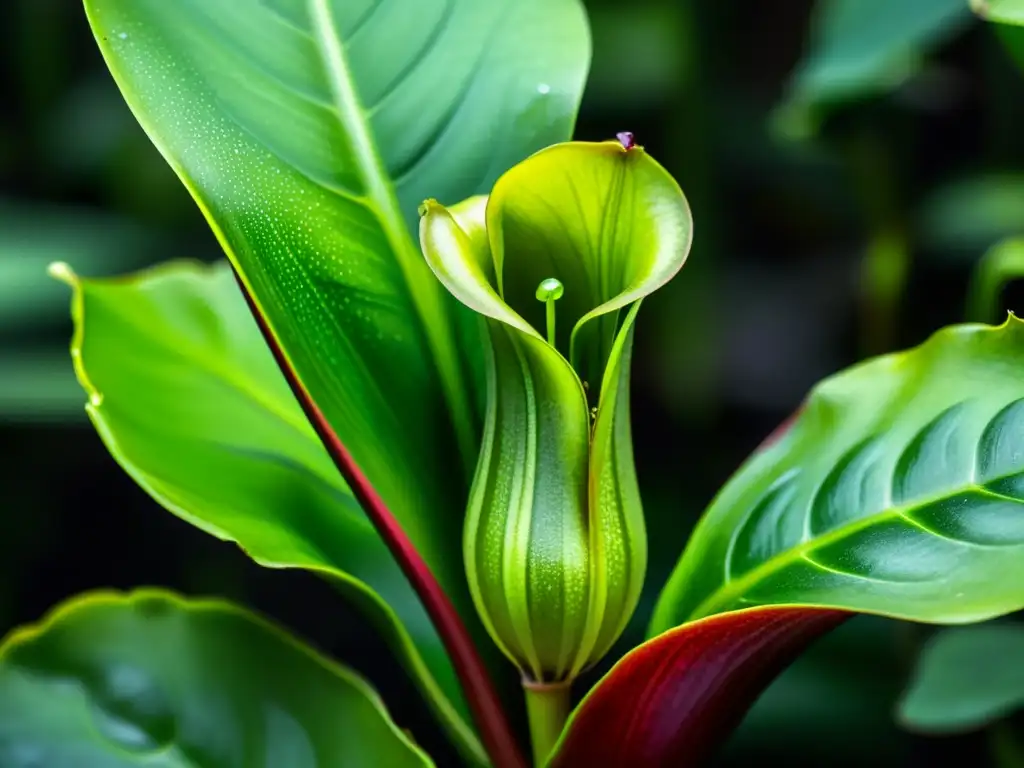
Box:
234;272;525;768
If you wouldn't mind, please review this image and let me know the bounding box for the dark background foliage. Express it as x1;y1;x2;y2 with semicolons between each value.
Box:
2;1;1023;765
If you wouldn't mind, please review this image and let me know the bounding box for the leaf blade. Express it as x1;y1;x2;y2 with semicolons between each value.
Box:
549;607;846;767
53;259;485;765
0;589;433;767
653;317;1024;633
82;0;590;606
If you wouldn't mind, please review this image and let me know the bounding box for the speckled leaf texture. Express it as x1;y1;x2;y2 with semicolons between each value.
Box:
83;0;589;645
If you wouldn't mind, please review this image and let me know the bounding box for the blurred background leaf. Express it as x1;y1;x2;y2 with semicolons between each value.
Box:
897;623;1024;733
774;0;975;138
917;177;1024;259
0;202;172;422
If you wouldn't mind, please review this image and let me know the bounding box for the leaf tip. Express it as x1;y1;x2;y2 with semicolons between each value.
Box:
47;261;78;286
417;198;441;219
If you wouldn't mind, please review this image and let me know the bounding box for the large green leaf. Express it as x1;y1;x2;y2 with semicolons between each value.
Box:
0;589;432;767
897;623;1024;732
774;0;973;136
651;317;1024;633
83;0;590;613
52;260;485;764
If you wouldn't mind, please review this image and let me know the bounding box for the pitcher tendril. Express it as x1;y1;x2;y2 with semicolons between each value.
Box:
535;277;564;346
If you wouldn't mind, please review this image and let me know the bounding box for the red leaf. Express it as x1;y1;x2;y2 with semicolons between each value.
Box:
550;606;847;767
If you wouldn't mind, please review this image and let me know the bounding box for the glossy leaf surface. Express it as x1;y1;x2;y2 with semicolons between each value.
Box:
653;317;1024;632
549;607;846;767
898;624;1024;732
83;0;590;611
54;260;484;763
0;590;432;767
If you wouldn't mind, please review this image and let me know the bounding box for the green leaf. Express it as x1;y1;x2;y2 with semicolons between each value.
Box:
52;260;485;764
0;589;433;767
897;623;1024;732
774;0;973;137
82;0;590;606
651;317;1024;634
972;0;1024;26
967;238;1024;322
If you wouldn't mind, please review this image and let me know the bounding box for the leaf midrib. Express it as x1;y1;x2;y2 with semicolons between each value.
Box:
688;473;1024;621
307;0;475;469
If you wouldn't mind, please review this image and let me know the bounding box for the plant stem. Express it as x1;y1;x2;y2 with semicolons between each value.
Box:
546;299;556;346
523;679;571;766
235;270;526;768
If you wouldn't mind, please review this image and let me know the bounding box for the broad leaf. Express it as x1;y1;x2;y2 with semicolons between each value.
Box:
775;0;973;136
83;0;590;617
52;260;485;764
652;317;1024;632
972;0;1024;26
549;607;846;766
898;624;1024;732
0;589;432;767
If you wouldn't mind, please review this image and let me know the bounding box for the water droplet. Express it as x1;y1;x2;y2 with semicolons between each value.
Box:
535;277;564;302
118;32;128;40
536;83;551;95
89;392;103;408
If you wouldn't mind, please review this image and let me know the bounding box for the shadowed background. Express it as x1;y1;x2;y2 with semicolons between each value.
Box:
2;1;1023;765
